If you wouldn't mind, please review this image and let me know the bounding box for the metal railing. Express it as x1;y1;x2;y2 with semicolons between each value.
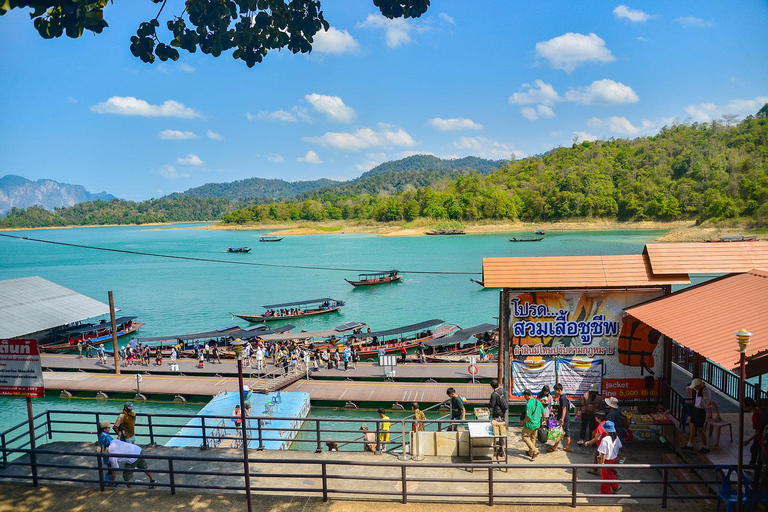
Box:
672;345;768;403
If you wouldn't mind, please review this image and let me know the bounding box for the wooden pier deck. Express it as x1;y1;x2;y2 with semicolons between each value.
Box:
40;354;497;381
284;379;489;403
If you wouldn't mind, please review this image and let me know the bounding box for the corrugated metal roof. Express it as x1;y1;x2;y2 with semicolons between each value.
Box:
0;276;112;339
644;241;768;275
626;270;768;370
482;254;689;289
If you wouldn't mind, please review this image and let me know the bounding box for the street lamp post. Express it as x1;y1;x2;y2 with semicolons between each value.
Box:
736;328;752;512
232;339;253;512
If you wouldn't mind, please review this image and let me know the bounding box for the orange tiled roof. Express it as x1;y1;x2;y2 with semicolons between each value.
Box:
626;270;768;370
482;254;689;289
644;241;768;275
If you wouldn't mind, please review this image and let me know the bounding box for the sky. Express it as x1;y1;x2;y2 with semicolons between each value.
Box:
0;1;766;201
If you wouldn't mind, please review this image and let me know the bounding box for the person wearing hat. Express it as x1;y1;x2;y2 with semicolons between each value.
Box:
683;378;711;453
597;420;622;494
578;384;604;446
604;397;626;442
113;402;137;444
106;439;157;489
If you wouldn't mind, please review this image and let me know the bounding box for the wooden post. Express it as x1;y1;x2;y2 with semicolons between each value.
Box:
108;291;120;375
497;290;504;384
501;290;511;425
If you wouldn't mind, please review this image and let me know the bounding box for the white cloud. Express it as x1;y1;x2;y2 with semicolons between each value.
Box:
427;117;483;131
158;129;198;140
304;123;416;152
535;33;615;73
206;130;224;140
297;150;323;164
565;79;639;105
313;27;360;55
588;116;653;135
684;96;768;123
574;131;598;142
675;16;713;28
177;154;205;166
358;14;423;48
66;97;78;103
255;109;297;122
451;136;523;159
158;164;189;179
267;153;285;163
305;93;356;123
439;13;455;24
91;96;203;118
178;63;196;73
613;5;653;23
520;105;555;121
508;80;561;106
355;152;388;172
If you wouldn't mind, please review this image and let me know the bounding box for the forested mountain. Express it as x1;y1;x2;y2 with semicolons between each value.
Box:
172;177;339;202
221;110;768;226
2;109;766;229
359;155;503;179
0;175;115;215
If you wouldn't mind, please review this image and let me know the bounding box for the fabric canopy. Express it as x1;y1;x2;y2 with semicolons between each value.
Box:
348;319;444;339
262;298;341;308
424;323;497;347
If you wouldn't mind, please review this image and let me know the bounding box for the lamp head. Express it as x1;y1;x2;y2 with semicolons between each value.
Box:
232;338;245;360
735;329;752;354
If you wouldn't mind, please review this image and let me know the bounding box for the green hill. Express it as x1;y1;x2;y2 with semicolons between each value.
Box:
171;177;339;202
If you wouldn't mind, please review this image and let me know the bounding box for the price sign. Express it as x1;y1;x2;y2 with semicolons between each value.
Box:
0;339;44;398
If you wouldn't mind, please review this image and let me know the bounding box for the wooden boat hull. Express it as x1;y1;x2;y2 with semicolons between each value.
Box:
509;237;543;242
41;322;145;353
352;325;459;359
226;248;252;253
706;236;758;242
233;305;343;323
345;275;402;287
259;238;284;242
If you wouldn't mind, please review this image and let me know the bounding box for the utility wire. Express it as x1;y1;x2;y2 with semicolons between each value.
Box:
0;233;481;275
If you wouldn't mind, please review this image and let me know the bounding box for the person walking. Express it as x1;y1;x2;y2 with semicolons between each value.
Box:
578;384;603;445
548;383;572;452
412;402;426;432
744;397;765;465
351;347;359;370
519;389;546;460
213;343;221;364
106;439;157;489
489;379;508;456
682;379;711;454
85;341;93;358
155;347;163;366
597;420;622;495
584;411;608;475
113;402;137;444
77;341;83;359
377;409;391;452
343;346;350;371
399;345;407;364
446;387;465;431
604;397;626;443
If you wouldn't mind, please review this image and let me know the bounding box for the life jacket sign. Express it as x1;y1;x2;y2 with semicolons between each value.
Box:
618;317;661;374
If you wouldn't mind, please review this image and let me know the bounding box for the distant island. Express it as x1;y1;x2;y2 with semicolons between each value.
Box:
1;107;766;231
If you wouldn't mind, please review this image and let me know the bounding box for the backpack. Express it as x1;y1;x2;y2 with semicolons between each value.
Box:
494;390;509;415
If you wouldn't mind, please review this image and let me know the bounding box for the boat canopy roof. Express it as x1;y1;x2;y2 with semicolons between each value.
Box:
226;324;295;340
263;298;341;308
66;317;138;335
137;325;240;343
358;270;399;277
348;319;444;339
424;323;497;347
258;322;364;342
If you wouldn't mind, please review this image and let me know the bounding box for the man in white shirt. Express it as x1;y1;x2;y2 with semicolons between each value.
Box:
107;439;157;488
255;346;265;370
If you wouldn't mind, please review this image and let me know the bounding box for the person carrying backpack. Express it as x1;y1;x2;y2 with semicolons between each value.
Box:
489;378;509;456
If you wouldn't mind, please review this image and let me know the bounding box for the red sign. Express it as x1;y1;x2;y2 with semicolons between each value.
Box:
602;378;658;399
0;339;44;398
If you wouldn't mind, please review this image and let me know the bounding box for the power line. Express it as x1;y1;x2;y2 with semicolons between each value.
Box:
0;233;481;275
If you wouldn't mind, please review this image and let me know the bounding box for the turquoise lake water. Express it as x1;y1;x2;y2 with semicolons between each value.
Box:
0;224;678;433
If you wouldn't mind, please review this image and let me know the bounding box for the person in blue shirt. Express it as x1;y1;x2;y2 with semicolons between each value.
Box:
97;420;114;480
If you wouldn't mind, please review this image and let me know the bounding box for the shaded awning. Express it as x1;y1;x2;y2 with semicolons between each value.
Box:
137;325;241;343
625;270;768;371
225;324;294;340
257;322;365;342
66;317;137;335
0;276;114;339
424;323;497;347
482;254;689;289
644;241;768;275
263;298;341;308
348;319;444;339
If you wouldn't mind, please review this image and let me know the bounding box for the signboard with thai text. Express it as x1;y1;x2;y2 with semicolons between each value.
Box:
509;290;664;392
0;339;44;398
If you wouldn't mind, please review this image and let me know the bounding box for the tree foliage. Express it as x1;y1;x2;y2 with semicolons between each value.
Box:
1;0;430;67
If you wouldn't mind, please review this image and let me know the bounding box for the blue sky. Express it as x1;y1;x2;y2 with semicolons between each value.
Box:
1;1;766;201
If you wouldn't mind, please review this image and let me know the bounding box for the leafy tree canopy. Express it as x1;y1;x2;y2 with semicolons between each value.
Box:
0;0;430;67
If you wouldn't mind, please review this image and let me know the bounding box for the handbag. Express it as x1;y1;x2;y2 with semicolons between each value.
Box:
537;427;548;444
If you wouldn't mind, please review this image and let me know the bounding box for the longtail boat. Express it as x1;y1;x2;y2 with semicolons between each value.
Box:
41;317;144;353
509;237;544;242
706;235;758;242
226;247;252;253
534;229;546;235
259;236;284;242
425;229;466;235
345;270;401;287
348;319;458;359
232;298;346;323
423;323;498;362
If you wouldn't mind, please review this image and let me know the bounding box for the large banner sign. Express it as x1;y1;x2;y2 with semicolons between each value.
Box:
509;290;663;396
512;360;556;395
0;339;44;398
557;359;603;395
